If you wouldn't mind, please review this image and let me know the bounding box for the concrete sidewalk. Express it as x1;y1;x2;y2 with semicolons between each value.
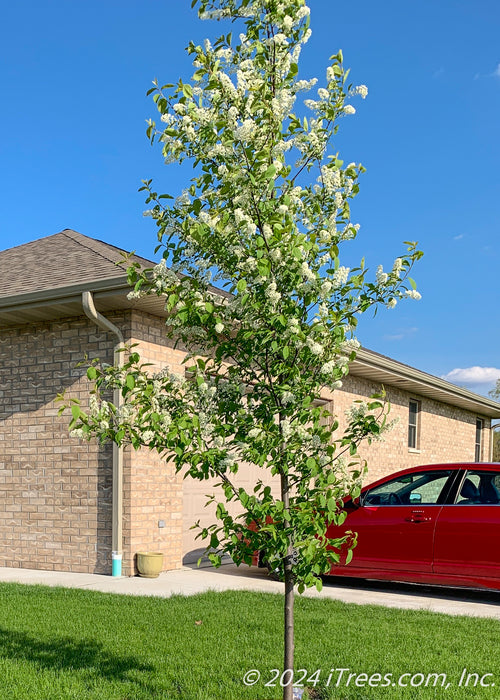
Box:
1;563;500;620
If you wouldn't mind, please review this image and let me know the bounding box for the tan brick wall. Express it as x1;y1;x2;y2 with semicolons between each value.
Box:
0;315;131;573
0;309;186;577
122;311;185;575
331;372;492;484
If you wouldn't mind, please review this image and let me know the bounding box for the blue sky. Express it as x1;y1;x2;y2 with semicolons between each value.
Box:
1;0;499;396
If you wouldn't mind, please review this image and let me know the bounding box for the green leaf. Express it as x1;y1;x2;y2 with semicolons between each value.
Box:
236;279;247;293
87;366;97;380
71;405;81;421
215;503;227;520
126;374;135;390
264;165;276;179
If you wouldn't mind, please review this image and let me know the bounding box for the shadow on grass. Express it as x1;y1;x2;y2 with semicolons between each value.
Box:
0;626;155;685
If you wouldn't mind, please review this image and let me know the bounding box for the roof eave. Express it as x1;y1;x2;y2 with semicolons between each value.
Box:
351;348;500;418
0;275;132;312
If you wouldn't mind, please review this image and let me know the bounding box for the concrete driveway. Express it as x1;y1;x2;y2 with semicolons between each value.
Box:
1;563;500;620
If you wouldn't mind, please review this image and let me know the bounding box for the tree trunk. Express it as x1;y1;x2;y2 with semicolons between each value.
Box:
283;563;295;700
281;471;294;700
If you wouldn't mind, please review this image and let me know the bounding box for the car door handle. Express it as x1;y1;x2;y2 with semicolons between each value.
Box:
404;513;431;523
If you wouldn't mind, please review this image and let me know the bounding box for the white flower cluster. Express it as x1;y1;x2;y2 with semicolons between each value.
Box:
151;258;179;293
392;258;403;277
154;366;187;389
199;8;230;20
199;410;215;442
70;428;87;440
248;426;263;440
295;78;318;92
268;32;289;47
375;265;388;286
306;337;324;356
405;289;422;300
319;280;332;299
234;118;257;142
219;454;237;471
127;289;146;301
281;418;293;441
349;84;368;99
331;266;350;289
340;338;361;353
278;415;317;445
320;360;336;375
346;401;368;422
319;166;342;194
300;261;316;282
265;281;281;308
142;430;156;444
281;390;295;406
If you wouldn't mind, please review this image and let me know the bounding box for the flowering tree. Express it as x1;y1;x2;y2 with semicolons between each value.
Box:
66;0;422;697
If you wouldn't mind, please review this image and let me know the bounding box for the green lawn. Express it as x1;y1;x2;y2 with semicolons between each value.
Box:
0;582;498;699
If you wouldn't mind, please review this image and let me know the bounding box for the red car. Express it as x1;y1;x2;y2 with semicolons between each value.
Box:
324;463;500;591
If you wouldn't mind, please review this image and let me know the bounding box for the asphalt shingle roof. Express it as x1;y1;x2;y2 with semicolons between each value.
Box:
0;230;153;299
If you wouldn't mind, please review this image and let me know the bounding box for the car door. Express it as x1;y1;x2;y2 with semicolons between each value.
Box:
330;469;455;574
433;468;500;581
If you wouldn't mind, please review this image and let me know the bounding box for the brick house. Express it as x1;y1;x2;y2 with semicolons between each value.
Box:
1;230;499;576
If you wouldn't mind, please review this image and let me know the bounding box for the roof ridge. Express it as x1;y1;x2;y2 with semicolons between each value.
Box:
60;230;135;270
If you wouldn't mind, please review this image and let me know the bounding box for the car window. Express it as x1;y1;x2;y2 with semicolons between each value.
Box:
363;471;453;506
455;471;500;505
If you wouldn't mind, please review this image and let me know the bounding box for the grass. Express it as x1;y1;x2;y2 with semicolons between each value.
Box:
0;583;498;699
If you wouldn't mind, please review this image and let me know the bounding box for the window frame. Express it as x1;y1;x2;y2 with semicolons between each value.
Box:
475;418;484;462
361;469;456;507
453;468;500;505
408;398;421;450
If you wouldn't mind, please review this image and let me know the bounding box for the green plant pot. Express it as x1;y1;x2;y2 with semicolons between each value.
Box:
136;552;164;578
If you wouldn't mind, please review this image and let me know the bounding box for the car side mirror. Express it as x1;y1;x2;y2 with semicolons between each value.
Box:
409;492;422;504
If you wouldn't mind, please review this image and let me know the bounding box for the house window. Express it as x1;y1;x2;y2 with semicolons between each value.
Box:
475;418;484;462
316;399;334;429
408;399;420;450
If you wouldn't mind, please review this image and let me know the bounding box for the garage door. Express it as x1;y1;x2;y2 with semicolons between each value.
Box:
182;463;280;564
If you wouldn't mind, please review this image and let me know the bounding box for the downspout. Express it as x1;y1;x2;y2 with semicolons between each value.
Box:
82;291;124;577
